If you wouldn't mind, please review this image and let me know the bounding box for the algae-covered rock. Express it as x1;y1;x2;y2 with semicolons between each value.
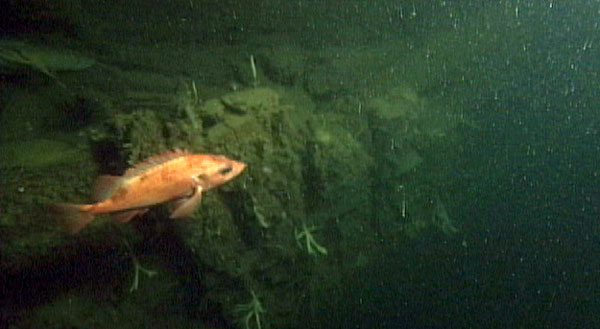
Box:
41;85;375;329
0;140;97;267
0;139;81;169
200;87;308;229
258;45;308;86
393;146;423;174
0;40;95;72
98;86;310;248
108;110;174;165
311;117;374;199
367;82;465;151
0;40;95;87
199;98;225;122
220;87;280;114
0;88;65;140
368;84;424;121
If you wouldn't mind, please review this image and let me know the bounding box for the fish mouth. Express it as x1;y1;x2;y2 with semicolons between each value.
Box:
235;161;247;174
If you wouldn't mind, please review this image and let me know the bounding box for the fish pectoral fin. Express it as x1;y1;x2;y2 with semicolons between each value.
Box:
170;186;203;219
112;208;148;223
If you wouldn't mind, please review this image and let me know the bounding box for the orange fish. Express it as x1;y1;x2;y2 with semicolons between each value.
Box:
52;149;246;234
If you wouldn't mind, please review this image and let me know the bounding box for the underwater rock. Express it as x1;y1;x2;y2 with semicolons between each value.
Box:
221;87;280;114
367;81;469;150
0;40;95;71
194;98;225;132
0;40;95;86
432;196;459;235
0;139;80;169
393;147;423;174
257;45;308;86
109;110;172;165
310;116;373;210
0;87;95;140
368;84;424;120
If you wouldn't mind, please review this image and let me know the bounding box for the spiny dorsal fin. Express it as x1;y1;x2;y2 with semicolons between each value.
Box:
123;149;190;178
92;175;122;202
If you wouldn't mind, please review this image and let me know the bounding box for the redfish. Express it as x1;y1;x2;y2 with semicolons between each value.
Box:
52;149;246;234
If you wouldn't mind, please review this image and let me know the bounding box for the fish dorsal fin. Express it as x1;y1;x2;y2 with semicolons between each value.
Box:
92;175;123;202
123;149;190;178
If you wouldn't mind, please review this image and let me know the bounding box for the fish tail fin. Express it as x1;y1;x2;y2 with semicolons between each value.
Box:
50;203;95;234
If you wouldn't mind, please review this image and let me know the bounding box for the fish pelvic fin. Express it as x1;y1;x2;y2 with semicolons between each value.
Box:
51;203;95;234
170;185;203;219
112;208;148;223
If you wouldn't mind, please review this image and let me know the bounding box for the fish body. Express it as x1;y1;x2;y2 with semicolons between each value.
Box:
53;149;246;234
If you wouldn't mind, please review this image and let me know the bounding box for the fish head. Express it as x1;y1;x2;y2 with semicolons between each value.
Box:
191;154;246;190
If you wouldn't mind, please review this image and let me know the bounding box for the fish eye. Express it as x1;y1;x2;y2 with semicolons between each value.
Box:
218;166;232;175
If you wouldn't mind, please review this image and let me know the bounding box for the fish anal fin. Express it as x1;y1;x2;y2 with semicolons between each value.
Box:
170;186;203;219
112;208;148;223
92;175;122;202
